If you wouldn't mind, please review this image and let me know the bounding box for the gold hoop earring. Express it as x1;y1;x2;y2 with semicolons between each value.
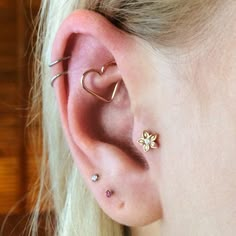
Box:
81;61;121;103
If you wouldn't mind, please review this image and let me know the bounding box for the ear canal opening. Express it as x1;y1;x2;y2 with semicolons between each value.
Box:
82;83;149;170
62;32;149;169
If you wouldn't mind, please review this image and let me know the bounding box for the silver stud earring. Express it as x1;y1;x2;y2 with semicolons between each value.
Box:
91;174;99;182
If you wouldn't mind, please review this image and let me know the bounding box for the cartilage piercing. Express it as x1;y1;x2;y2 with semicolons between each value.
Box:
138;130;159;152
81;61;121;103
49;56;71;87
50;71;69;87
49;56;71;67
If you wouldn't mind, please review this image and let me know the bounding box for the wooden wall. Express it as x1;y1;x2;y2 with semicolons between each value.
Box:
0;0;43;234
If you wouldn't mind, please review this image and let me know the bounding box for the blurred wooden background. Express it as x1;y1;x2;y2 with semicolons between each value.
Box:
0;0;46;235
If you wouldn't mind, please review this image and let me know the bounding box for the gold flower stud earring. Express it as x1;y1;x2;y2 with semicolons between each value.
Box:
138;131;159;152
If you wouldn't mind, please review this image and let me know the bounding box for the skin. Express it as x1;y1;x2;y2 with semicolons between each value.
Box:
50;2;236;235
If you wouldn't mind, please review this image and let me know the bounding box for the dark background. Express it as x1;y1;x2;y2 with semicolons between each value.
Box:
0;1;47;235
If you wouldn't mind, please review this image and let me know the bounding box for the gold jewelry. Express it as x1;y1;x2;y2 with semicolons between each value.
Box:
138;131;159;152
81;61;121;103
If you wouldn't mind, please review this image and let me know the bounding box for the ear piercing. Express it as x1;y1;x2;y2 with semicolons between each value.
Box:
105;190;114;198
49;57;121;103
81;61;121;103
91;174;114;198
91;174;99;182
48;56;71;87
138;130;159;152
49;56;71;67
50;71;69;87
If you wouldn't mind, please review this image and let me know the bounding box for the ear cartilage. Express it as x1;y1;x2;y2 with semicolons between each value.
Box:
105;190;114;198
138;130;159;152
81;60;121;103
91;174;99;182
48;56;71;87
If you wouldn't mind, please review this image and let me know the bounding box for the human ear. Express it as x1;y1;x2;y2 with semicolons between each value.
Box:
50;10;162;226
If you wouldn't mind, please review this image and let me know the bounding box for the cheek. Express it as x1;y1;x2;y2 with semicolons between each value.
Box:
158;87;236;219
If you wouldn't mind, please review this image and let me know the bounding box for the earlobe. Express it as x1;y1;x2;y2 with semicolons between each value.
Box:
49;10;162;226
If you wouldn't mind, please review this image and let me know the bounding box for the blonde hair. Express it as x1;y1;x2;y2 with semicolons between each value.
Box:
29;0;220;235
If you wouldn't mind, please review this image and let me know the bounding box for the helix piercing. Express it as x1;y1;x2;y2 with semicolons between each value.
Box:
91;174;99;182
50;71;68;87
105;190;114;198
48;56;71;87
138;130;159;152
48;56;71;67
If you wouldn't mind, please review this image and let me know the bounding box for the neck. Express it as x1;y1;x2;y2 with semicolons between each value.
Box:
131;221;161;236
131;3;236;235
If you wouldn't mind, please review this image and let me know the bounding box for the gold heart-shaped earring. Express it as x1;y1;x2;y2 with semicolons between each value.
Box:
80;61;121;103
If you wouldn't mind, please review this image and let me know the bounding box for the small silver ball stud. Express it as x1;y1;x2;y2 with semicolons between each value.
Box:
91;174;99;182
